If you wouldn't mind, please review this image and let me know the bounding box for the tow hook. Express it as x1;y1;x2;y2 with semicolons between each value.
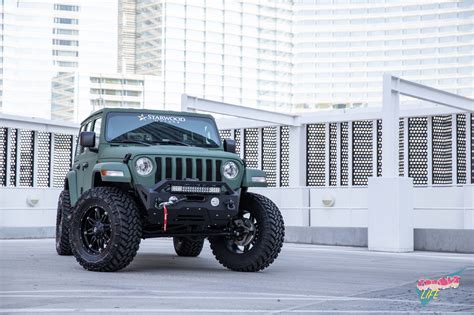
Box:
157;197;186;232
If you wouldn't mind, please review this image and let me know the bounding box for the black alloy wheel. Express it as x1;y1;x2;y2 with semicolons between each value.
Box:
81;206;111;254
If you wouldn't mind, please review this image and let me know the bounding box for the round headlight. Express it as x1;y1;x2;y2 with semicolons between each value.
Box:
222;161;239;179
135;157;153;176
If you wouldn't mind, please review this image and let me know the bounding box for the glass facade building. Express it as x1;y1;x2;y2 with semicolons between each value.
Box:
1;0;118;118
1;0;473;121
127;0;294;111
294;0;474;110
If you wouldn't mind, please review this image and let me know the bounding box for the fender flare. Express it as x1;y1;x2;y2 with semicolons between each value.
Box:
92;162;132;185
241;169;268;188
66;170;79;207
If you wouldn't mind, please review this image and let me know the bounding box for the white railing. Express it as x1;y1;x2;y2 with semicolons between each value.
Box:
1;77;473;250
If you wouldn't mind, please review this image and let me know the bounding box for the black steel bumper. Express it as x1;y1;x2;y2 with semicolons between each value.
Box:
136;180;240;229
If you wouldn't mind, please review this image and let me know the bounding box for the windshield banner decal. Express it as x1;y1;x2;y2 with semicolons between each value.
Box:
138;114;186;124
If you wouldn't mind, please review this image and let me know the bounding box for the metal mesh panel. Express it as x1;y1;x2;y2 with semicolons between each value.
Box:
19;130;35;187
408;117;428;185
219;129;231;141
262;127;277;187
329;123;337;186
0;128;7;186
234;129;241;155
279;126;289;187
244;128;259;169
432;115;452;185
377;120;382;177
9;129;18;186
352;120;373;186
53;134;73;188
340;122;348;186
306;124;325;186
456;114;466;184
399;119;405;177
37;132;51;187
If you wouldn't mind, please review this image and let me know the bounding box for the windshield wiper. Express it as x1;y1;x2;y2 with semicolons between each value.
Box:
110;140;151;146
155;139;190;146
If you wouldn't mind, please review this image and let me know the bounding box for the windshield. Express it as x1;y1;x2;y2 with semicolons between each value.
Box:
105;112;221;148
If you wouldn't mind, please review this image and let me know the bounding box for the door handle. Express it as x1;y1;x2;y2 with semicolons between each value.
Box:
82;162;89;170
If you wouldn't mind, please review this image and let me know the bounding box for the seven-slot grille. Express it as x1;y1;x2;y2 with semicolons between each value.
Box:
155;157;222;182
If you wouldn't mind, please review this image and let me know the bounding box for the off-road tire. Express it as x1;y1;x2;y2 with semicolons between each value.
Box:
173;237;204;257
70;187;142;272
209;192;285;272
56;190;73;256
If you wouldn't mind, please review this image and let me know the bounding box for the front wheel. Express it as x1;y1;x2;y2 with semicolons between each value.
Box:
70;187;142;272
209;192;285;272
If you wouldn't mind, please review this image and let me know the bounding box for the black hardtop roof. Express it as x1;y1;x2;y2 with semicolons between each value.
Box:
81;108;215;125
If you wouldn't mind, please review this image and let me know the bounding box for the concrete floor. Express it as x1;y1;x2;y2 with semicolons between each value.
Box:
0;239;473;314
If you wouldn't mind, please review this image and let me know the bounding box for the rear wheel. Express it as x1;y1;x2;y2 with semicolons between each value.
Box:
209;192;285;272
56;190;73;256
173;237;204;257
70;187;142;272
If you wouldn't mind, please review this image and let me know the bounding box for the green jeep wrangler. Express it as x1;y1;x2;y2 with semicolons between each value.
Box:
56;108;285;272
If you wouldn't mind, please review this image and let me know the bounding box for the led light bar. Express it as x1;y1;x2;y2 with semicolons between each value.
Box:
170;185;221;194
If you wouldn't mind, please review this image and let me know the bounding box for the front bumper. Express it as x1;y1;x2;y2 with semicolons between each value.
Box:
136;180;240;229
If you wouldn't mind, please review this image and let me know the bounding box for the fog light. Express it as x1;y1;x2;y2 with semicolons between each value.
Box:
211;197;220;207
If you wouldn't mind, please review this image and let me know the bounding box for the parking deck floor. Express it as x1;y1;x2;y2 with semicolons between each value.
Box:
0;239;473;314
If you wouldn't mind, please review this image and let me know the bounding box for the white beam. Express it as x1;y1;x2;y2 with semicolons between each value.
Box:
0;113;78;135
403;118;409;178
181;94;299;126
393;77;474;112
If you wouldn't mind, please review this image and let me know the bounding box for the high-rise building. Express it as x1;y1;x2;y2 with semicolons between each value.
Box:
118;0;136;73
119;0;294;112
1;0;118;118
118;0;473;113
52;72;161;121
293;0;474;111
2;0;473;121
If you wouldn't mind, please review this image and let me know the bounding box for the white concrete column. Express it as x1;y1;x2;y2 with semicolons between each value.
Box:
427;117;433;185
325;123;330;186
466;113;472;184
382;74;400;178
368;176;414;252
451;114;457;184
463;185;474;229
289;125;306;187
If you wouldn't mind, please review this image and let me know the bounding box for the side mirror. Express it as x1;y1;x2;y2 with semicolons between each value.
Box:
80;131;96;148
223;139;236;153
